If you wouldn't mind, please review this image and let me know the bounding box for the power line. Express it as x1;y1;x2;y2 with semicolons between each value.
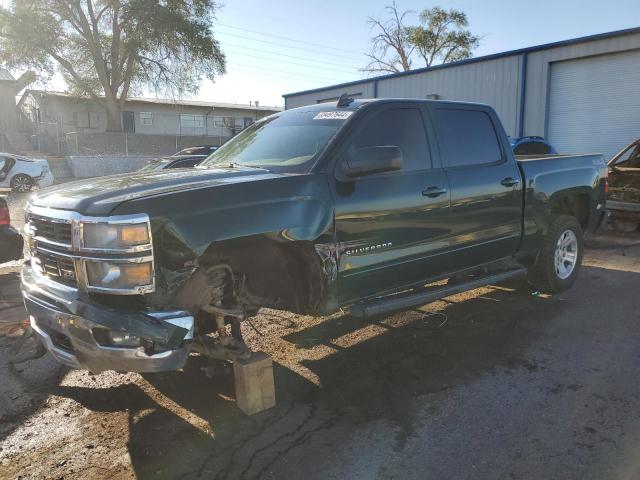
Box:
229;62;344;83
223;42;357;70
225;49;357;75
216;31;363;62
214;26;364;60
230;66;332;86
219;5;347;38
215;23;363;56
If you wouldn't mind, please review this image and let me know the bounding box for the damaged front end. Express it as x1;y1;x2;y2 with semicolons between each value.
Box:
21;205;194;373
22;264;194;372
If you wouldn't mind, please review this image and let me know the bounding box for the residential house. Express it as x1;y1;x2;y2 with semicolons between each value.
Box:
18;90;281;145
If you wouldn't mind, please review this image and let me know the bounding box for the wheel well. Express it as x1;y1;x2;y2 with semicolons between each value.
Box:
11;173;31;181
192;237;325;314
550;194;589;230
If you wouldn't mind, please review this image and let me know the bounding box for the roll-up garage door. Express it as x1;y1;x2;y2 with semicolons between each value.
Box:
547;49;640;161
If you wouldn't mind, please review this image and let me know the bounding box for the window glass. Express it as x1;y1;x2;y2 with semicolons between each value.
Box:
0;157;5;172
614;144;640;168
347;108;430;171
514;141;552;156
433;109;502;167
140;112;153;126
180;114;205;128
169;158;201;169
201;109;346;173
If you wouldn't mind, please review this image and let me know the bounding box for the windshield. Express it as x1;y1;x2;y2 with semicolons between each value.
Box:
200;109;349;173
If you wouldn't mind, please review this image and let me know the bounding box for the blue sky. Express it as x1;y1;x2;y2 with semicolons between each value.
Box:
17;0;640;107
198;0;640;106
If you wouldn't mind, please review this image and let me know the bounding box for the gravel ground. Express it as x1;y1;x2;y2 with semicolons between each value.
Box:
1;191;640;479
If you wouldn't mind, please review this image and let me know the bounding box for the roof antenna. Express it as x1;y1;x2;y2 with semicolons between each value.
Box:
336;93;354;108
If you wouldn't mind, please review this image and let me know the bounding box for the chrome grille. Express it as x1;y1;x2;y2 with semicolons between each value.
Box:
25;205;155;294
30;216;72;246
34;251;77;287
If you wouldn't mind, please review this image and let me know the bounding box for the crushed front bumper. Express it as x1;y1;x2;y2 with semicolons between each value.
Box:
21;263;194;373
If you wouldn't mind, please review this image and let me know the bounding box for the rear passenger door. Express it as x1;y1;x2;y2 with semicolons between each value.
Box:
430;105;523;270
333;104;451;303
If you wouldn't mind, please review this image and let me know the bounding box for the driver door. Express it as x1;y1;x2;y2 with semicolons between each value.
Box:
331;104;452;303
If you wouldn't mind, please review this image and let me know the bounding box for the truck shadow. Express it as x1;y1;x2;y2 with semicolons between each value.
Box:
51;276;552;478
47;265;637;479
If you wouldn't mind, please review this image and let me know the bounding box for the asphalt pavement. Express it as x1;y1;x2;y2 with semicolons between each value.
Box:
1;190;640;479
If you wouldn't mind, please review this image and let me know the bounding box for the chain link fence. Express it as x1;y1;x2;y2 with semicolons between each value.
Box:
62;131;228;157
25;109;252;157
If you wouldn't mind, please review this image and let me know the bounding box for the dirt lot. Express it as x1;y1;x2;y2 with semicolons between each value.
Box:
2;191;640;479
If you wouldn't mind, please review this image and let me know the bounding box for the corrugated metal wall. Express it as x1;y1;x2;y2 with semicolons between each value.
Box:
376;55;522;136
523;31;640;136
283;30;640;141
284;82;376;109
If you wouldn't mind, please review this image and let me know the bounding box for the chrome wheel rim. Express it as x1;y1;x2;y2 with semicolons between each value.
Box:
554;229;578;280
13;176;31;192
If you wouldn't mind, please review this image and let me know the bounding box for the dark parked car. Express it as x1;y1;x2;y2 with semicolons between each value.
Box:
607;139;640;228
139;155;207;172
509;136;558;156
172;145;218;157
0;196;23;263
21;97;607;376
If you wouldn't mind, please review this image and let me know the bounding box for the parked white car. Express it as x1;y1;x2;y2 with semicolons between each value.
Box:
0;153;54;192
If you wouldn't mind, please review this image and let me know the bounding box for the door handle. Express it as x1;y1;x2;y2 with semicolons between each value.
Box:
422;186;448;198
500;177;520;187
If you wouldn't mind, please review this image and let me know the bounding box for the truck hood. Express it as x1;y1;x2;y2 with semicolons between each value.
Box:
30;167;287;215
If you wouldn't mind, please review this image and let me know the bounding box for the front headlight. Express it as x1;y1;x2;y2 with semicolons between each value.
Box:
82;222;150;251
85;260;153;291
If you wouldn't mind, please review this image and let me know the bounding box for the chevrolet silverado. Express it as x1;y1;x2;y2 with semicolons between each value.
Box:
21;97;608;373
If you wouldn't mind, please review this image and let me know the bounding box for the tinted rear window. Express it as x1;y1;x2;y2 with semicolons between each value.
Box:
514;141;552;156
432;109;502;167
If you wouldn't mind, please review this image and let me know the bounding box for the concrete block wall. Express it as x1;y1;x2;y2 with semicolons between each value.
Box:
67;155;154;178
69;133;228;156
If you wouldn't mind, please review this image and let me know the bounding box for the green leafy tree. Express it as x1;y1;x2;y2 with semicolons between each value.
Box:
363;4;479;74
407;7;480;67
0;0;226;131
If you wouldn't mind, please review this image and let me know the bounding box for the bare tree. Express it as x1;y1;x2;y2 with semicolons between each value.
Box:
363;2;415;74
362;4;480;74
407;7;480;67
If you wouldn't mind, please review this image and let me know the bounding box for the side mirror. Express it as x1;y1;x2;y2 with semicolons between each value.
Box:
344;146;403;178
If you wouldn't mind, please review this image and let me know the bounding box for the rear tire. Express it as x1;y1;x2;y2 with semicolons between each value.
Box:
11;174;33;193
527;214;583;293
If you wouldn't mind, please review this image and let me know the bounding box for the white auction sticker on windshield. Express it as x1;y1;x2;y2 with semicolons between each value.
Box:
313;111;353;120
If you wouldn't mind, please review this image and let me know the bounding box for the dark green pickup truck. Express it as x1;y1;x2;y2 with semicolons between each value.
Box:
21;97;608;373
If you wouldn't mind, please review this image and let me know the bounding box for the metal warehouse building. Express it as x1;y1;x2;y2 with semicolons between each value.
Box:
283;27;640;160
